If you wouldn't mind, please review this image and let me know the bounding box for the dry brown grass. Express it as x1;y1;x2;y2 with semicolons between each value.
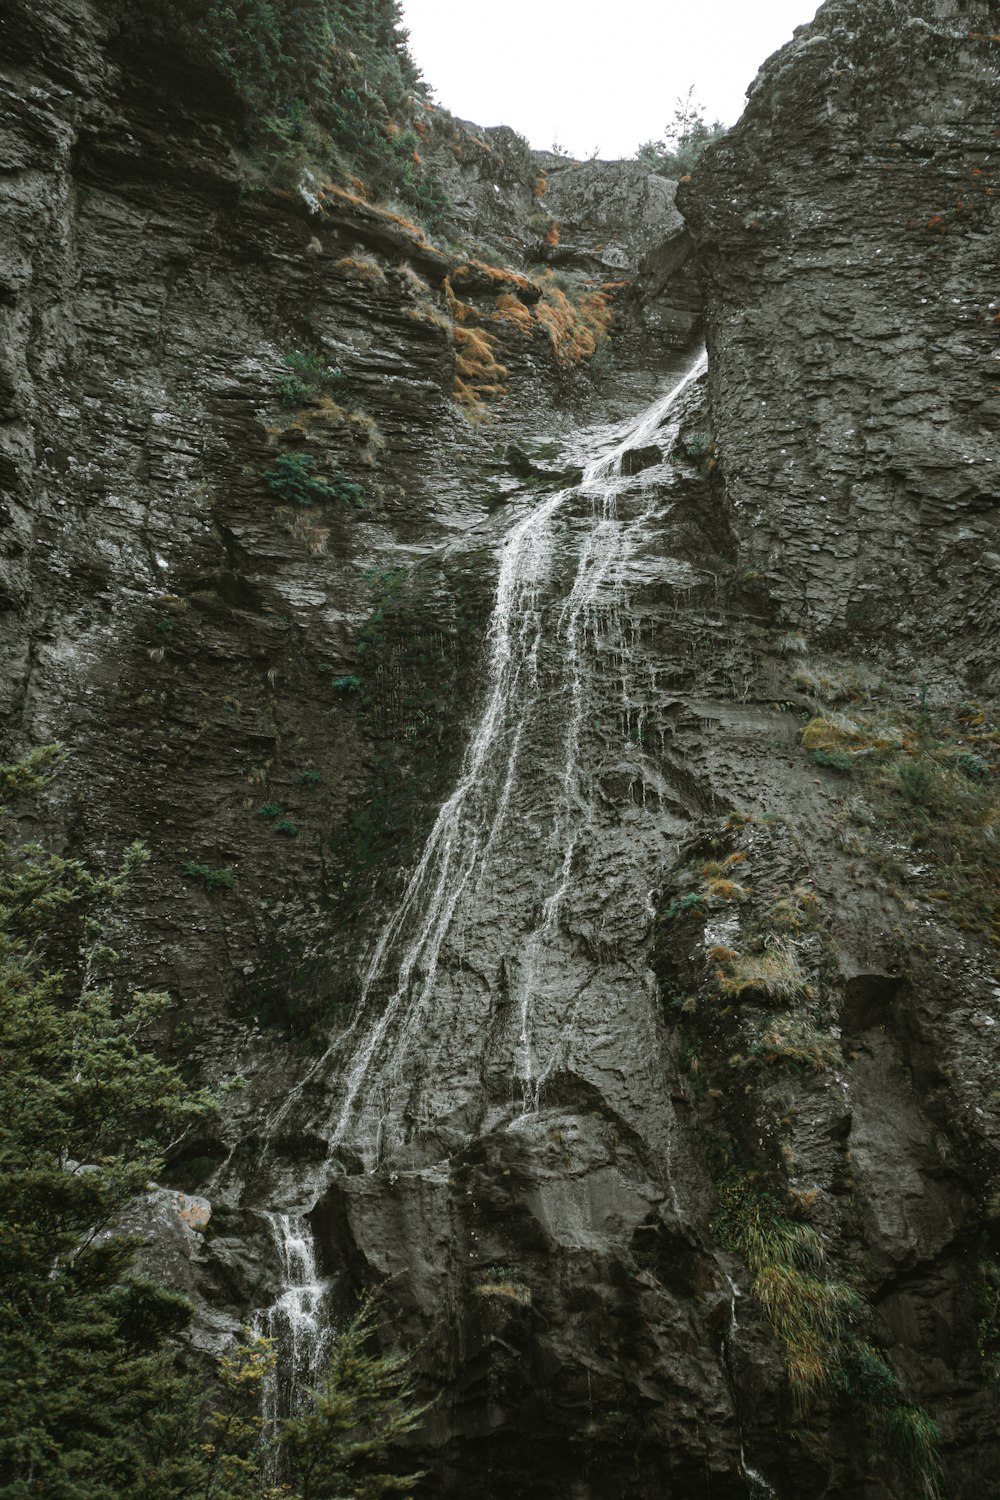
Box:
717;939;812;1004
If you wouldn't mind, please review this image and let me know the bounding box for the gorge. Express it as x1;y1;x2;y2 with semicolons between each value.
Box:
1;1;999;1497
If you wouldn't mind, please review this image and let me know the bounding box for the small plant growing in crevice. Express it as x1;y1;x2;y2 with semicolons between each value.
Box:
330;674;362;693
257;804;283;819
683;432;712;459
275;349;344;405
183;862;235;892
299;770;323;785
265;453;365;509
475;1265;531;1305
274;819;299;837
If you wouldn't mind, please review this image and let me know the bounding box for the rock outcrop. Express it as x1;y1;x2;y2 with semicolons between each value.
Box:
679;0;1000;685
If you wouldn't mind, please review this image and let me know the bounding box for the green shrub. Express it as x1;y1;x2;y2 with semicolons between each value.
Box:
813;749;853;772
953;749;991;782
266;453;335;507
276;350;344;405
299;770;323;785
257;803;283;819
183;862;235;892
331;674;362;693
636;88;726;177
833;1339;901;1408
661;890;704;921
274;820;299;837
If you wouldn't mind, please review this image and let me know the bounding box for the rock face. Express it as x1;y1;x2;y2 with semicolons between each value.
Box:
3;1;1000;1498
679;0;1000;685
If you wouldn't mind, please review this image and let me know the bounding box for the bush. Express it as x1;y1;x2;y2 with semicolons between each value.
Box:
636;88;726;178
134;0;452;226
0;750;216;1496
276;350;345;405
266;453;365;508
183;861;235;892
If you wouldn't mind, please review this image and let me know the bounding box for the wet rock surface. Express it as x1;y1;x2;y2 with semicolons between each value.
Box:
2;0;1000;1497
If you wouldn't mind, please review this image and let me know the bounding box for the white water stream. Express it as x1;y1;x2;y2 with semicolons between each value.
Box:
329;350;707;1160
249;351;708;1462
253;1211;329;1435
264;349;706;1171
725;1275;780;1499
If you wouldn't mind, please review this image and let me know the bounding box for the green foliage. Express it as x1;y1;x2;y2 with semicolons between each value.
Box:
661;890;704;921
833;1339;901;1409
278;1295;427;1500
0;750;216;1498
276;351;344;406
715;1172;860;1407
715;1172;941;1487
258;804;284;819
266;454;365;509
299;771;323;785
266;453;336;507
682;432;712;459
884;1405;943;1496
952;749;991;782
812;749;853;772
136;0;451;226
274;820;300;837
200;1335;278;1500
331;675;363;693
636;88;726;177
184;861;236;892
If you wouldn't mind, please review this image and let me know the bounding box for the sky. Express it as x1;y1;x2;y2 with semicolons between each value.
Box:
401;0;822;160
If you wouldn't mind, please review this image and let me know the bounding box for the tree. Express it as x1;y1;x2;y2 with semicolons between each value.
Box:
0;747;213;1498
636;88;727;178
0;748;430;1497
279;1297;427;1500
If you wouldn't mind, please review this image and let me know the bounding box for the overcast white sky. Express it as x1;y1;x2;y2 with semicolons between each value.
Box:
401;0;821;159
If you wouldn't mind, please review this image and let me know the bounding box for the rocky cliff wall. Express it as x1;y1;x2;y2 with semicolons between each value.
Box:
679;0;1000;683
3;1;1000;1497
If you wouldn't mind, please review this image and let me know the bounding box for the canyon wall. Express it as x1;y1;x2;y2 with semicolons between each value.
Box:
2;0;999;1496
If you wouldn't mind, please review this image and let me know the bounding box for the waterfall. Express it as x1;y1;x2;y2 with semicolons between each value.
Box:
320;348;708;1165
724;1275;780;1499
253;1211;328;1439
248;349;708;1445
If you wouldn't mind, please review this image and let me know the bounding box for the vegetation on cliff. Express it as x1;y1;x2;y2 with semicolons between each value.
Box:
636;90;726;179
132;0;450;226
0;749;425;1498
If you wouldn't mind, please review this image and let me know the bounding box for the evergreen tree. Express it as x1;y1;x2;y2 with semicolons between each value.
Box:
279;1297;427;1500
0;749;430;1498
0;747;212;1498
636;88;726;178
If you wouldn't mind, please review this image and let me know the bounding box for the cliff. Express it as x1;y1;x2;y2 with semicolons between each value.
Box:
1;0;999;1496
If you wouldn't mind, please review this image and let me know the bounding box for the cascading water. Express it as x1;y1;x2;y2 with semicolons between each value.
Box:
305;348;710;1168
724;1275;780;1499
248;348;711;1446
253;1211;328;1439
